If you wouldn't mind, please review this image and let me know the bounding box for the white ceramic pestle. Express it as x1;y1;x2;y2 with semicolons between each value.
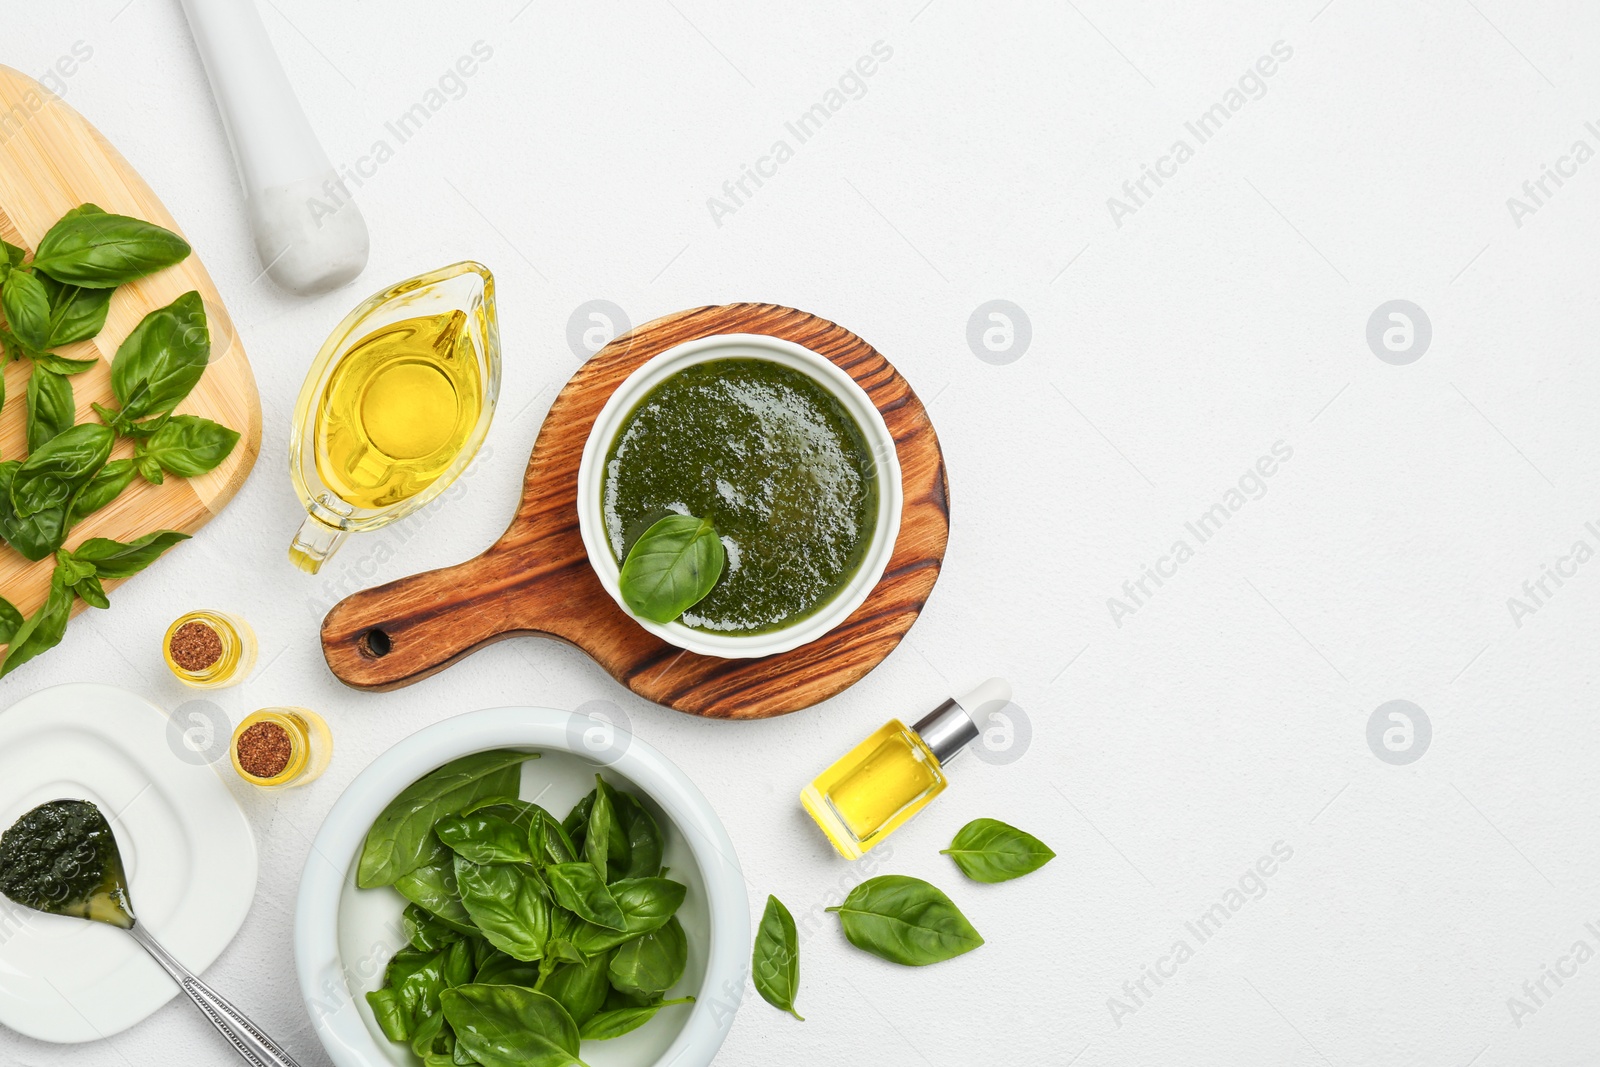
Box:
179;0;368;295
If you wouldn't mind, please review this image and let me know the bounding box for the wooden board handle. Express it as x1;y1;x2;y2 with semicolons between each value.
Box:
319;547;551;690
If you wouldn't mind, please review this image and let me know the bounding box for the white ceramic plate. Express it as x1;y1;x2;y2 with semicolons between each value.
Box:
297;706;749;1067
0;682;258;1043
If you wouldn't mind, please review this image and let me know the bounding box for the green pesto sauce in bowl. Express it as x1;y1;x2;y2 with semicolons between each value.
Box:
603;357;879;635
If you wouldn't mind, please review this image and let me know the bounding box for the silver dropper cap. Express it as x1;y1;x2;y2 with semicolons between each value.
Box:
911;678;1012;765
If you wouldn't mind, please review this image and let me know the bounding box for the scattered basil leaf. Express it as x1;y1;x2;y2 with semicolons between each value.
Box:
540;951;611;1026
358;750;537;888
0;460;69;560
30;209;190;288
108;291;209;424
69;529;188;578
69;459;134;526
0;598;21;644
133;413;239;479
617;513;725;623
439;984;583;1067
26;367;74;452
578;997;694;1041
2;268;51;351
32;350;98;375
545;862;627;931
941;818;1057;884
39;274;112;348
608;916;687;998
825;875;984;966
11;423;111;518
752;894;804;1020
0;567;73;678
454;856;550;962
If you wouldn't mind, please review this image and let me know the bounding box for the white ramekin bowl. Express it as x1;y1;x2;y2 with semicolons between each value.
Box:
294;706;749;1067
577;333;903;658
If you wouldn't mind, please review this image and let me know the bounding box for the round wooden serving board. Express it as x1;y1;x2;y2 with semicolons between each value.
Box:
321;304;949;718
0;67;260;626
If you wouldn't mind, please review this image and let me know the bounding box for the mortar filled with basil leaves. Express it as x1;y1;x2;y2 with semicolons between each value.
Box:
576;334;903;659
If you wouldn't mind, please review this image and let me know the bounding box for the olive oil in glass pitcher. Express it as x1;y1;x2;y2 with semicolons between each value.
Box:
288;262;500;572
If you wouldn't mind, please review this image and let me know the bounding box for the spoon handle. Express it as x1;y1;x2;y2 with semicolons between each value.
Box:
128;924;303;1067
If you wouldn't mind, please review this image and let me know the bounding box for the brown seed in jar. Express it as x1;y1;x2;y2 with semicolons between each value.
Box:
235;721;292;779
169;621;224;673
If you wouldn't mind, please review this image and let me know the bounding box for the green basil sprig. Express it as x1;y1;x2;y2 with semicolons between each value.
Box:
941;818;1057;884
133;414;242;484
826;875;984;966
0;529;187;677
38;275;112;348
617;513;725;623
100;290;210;431
752;894;804;1020
29;207;190;289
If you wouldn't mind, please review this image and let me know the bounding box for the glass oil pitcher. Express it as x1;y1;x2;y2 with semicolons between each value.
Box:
288;261;500;573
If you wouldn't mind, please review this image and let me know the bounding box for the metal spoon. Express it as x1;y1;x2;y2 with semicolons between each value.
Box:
0;799;301;1067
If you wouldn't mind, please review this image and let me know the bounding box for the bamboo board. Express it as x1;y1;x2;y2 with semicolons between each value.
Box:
0;66;261;625
320;304;948;718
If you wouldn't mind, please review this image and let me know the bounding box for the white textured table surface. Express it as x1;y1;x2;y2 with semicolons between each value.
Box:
5;2;1599;1065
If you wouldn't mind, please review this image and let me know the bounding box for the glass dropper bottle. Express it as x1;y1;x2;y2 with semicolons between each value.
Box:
801;678;1011;860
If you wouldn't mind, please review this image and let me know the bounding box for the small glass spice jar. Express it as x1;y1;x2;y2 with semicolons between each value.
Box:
230;707;333;789
163;611;258;688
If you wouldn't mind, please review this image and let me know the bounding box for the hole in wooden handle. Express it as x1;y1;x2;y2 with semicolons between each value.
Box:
359;629;392;658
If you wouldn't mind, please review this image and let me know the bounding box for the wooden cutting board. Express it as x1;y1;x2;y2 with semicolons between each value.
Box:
0;66;261;623
320;304;949;718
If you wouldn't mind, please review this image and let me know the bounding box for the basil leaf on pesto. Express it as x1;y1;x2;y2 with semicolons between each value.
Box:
617;513;724;624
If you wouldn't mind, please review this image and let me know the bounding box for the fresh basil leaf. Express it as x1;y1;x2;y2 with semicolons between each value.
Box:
1;239;24;272
69;458;134;526
39;274;112;347
405;903;465;953
562;790;594;849
941;818;1057;884
566;877;687;955
26;366;74;452
825;875;984;966
545;862;626;930
614;792;663;881
134;413;239;478
540;951;610;1026
536;809;578;865
11;423;111;518
394;843;478;935
0;597;23;644
753;894;804;1020
72;574;110;610
454;856;550;962
2;269;51;351
436;811;537;867
367;987;410;1043
408;1010;450;1059
30;210;190;288
32;351;97;375
440;984;583;1067
608;916;687;998
617;513;725;623
584;776;618;883
474;951;543;988
0;567;73;678
109;291;208;422
0;460;69;560
358;750;537;888
577;997;693;1041
69;529;188;578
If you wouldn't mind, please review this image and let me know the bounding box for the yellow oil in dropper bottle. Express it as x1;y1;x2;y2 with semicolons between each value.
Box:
801;679;1011;860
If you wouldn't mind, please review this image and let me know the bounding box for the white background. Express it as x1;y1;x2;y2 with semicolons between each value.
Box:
5;1;1599;1064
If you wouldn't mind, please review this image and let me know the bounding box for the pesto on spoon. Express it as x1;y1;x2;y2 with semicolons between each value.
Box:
0;799;303;1067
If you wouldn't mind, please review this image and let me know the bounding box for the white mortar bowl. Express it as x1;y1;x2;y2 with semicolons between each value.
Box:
295;706;749;1067
577;333;903;658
